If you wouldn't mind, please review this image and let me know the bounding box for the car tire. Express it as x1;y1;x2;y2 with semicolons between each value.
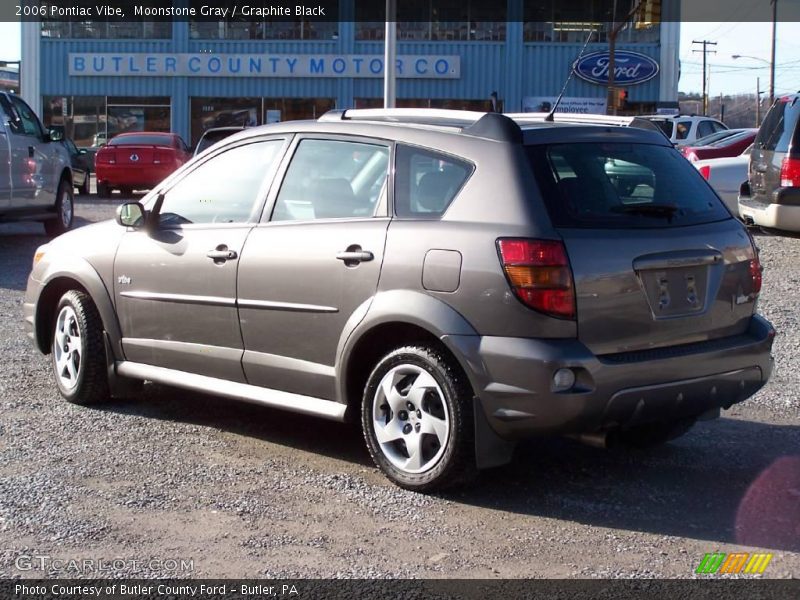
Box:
617;417;696;449
51;290;111;405
79;172;90;196
96;182;110;198
44;179;74;237
120;187;133;197
362;345;476;492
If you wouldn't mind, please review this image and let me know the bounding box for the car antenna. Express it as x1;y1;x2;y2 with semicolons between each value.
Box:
546;30;595;122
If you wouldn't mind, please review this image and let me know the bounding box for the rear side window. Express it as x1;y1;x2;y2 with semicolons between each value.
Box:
527;143;730;229
756;97;800;152
394;145;473;219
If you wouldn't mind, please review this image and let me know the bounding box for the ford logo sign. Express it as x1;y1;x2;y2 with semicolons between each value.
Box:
574;51;659;86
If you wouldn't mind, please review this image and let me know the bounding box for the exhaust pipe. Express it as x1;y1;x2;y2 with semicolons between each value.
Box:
565;432;611;449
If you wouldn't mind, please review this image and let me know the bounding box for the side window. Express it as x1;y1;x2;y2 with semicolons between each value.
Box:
711;121;727;134
696;121;715;139
158;140;283;226
394;145;473;219
271;139;390;222
675;121;692;140
1;96;44;137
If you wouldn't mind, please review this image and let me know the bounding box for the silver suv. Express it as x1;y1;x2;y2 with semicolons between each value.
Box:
24;109;775;491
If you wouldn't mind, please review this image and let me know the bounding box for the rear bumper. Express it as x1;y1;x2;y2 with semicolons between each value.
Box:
444;314;775;441
96;164;176;189
739;194;800;231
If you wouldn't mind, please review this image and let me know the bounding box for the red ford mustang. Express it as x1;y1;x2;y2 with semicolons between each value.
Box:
681;129;758;163
95;132;191;197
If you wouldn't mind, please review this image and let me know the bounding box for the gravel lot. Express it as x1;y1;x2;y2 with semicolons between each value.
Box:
0;197;798;579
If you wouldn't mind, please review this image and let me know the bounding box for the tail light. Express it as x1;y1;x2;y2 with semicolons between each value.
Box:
497;239;576;320
780;156;800;187
96;151;115;164
698;165;711;180
745;232;763;297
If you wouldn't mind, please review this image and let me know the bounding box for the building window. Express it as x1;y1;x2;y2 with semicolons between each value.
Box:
523;0;660;43
41;21;170;39
355;98;502;112
356;0;506;41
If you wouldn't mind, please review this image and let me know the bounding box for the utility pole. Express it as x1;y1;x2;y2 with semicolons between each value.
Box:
756;77;763;126
692;40;717;116
770;0;777;105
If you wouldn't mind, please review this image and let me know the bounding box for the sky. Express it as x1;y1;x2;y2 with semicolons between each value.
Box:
0;20;798;97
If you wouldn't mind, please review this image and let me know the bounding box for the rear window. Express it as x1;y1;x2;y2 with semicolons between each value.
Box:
756;97;800;152
649;119;674;138
527;142;731;229
110;134;174;147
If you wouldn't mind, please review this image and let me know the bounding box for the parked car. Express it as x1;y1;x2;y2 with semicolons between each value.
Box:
94;132;191;197
60;138;92;195
194;126;247;157
684;128;747;148
739;94;800;231
0;92;74;236
25;109;774;491
682;129;758;162
694;146;752;214
639;114;728;146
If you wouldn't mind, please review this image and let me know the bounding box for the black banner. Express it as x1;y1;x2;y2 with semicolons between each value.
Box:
2;579;800;600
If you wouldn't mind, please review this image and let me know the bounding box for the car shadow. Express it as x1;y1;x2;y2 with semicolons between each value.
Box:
99;384;799;553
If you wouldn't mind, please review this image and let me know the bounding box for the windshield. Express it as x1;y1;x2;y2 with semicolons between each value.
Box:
527;142;731;229
110;134;174;147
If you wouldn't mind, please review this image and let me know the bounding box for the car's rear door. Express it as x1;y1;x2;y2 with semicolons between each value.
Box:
237;136;391;400
527;140;758;356
114;136;288;381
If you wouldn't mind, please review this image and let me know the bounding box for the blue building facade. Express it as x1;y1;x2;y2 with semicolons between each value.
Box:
21;1;680;147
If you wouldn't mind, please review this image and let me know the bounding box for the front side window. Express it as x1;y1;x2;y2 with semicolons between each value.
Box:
1;96;44;137
157;140;284;226
394;145;473;218
527;142;730;229
271;139;390;221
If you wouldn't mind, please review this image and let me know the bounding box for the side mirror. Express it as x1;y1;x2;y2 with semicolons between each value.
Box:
78;148;87;155
48;129;63;142
116;202;146;228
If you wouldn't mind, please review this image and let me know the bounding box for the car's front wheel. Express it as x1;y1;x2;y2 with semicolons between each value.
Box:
362;345;475;491
51;290;110;405
79;172;90;195
44;179;73;237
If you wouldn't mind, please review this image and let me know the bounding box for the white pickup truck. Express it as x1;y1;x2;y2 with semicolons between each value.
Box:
0;92;73;236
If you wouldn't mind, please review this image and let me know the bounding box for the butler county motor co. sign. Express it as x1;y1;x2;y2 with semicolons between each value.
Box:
573;50;659;86
68;53;461;79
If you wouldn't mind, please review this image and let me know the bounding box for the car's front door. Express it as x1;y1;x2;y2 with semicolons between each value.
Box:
114;137;288;382
237;136;392;400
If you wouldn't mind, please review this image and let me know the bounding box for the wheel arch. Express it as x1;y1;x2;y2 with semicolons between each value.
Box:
34;259;122;359
337;290;480;421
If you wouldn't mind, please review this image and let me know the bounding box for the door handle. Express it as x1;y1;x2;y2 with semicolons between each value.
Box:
206;247;238;262
336;250;374;264
28;145;34;158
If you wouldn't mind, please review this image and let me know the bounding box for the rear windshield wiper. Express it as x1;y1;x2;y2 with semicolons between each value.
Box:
612;203;680;219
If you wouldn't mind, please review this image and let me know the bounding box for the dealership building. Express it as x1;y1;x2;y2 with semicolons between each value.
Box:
21;1;680;147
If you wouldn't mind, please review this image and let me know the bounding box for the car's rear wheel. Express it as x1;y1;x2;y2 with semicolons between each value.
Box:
617;417;696;449
44;179;73;237
51;290;110;405
119;186;133;197
96;182;110;198
362;345;475;491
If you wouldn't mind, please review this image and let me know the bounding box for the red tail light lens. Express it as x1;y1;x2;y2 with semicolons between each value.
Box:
780;157;800;188
745;232;763;297
96;151;115;164
497;239;576;320
698;165;711;180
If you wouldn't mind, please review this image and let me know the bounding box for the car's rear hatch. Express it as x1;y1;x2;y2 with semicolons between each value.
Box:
526;139;761;356
750;95;800;202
